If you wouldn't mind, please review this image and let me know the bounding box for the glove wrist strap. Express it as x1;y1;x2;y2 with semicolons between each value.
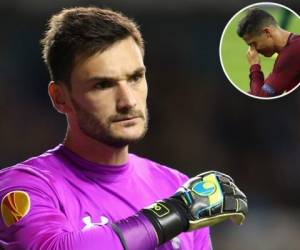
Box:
141;198;189;245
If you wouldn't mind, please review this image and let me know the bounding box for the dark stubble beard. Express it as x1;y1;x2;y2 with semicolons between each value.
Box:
71;98;148;148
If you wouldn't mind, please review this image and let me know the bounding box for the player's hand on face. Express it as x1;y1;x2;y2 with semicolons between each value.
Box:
247;45;260;66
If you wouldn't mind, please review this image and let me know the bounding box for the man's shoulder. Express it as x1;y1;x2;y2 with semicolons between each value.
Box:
283;34;300;53
275;34;300;71
291;34;300;43
21;144;65;169
129;153;189;185
0;145;65;190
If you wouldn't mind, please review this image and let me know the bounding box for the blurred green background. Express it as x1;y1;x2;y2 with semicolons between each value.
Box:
220;5;300;93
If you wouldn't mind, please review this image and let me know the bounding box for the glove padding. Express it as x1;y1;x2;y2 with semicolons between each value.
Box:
173;171;247;231
142;170;247;245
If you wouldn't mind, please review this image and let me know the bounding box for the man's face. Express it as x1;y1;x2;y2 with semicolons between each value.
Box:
67;36;148;148
243;29;275;57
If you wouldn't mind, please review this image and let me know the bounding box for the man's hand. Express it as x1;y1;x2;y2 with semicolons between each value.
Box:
247;45;260;65
173;171;247;230
142;171;248;245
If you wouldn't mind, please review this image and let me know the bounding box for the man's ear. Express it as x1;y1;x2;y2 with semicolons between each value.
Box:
263;27;273;38
48;81;72;114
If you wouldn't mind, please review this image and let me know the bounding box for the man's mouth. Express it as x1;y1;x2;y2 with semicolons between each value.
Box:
112;116;141;122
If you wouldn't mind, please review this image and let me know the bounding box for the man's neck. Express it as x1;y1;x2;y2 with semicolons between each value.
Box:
275;28;291;52
63;128;129;166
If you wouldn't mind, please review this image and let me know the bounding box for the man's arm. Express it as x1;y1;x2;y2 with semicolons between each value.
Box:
0;169;247;250
249;64;275;97
0;168;126;250
247;44;300;97
247;46;276;97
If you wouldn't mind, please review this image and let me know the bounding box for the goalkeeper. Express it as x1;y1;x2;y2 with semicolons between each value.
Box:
0;7;247;249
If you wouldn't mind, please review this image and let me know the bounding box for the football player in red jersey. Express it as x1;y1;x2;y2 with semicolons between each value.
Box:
237;8;300;97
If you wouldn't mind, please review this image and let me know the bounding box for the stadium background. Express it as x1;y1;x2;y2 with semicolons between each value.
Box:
0;0;299;249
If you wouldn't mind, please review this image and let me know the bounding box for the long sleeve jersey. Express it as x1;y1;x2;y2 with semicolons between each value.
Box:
0;144;211;250
249;33;300;97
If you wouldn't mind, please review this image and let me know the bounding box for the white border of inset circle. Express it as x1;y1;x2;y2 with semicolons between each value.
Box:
219;2;300;100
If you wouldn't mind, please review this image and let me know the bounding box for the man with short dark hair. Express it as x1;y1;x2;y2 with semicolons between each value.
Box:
0;7;247;249
237;8;300;97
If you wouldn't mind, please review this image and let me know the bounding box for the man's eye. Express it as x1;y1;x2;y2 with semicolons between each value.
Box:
95;81;113;89
130;74;143;83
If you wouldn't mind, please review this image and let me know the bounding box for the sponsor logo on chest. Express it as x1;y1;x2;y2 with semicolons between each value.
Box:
81;215;109;231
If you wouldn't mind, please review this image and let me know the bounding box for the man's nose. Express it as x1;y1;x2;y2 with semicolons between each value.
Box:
116;81;137;111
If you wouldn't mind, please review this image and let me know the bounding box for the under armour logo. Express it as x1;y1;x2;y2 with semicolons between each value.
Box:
82;215;109;231
171;237;181;249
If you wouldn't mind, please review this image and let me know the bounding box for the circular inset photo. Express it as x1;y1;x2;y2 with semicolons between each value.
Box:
219;2;300;99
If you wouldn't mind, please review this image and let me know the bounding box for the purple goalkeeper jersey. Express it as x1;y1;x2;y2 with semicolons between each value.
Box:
0;144;211;249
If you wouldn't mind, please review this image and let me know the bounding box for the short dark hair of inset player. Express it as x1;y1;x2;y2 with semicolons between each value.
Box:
41;7;144;89
237;8;278;38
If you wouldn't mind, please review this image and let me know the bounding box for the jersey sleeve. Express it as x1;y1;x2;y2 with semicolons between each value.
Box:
248;64;275;97
249;44;300;97
0;166;124;250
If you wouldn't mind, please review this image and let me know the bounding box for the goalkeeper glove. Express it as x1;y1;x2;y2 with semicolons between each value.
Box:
141;171;247;245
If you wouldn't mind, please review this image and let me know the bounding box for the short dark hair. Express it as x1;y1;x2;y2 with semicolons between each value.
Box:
237;8;278;37
41;7;144;87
